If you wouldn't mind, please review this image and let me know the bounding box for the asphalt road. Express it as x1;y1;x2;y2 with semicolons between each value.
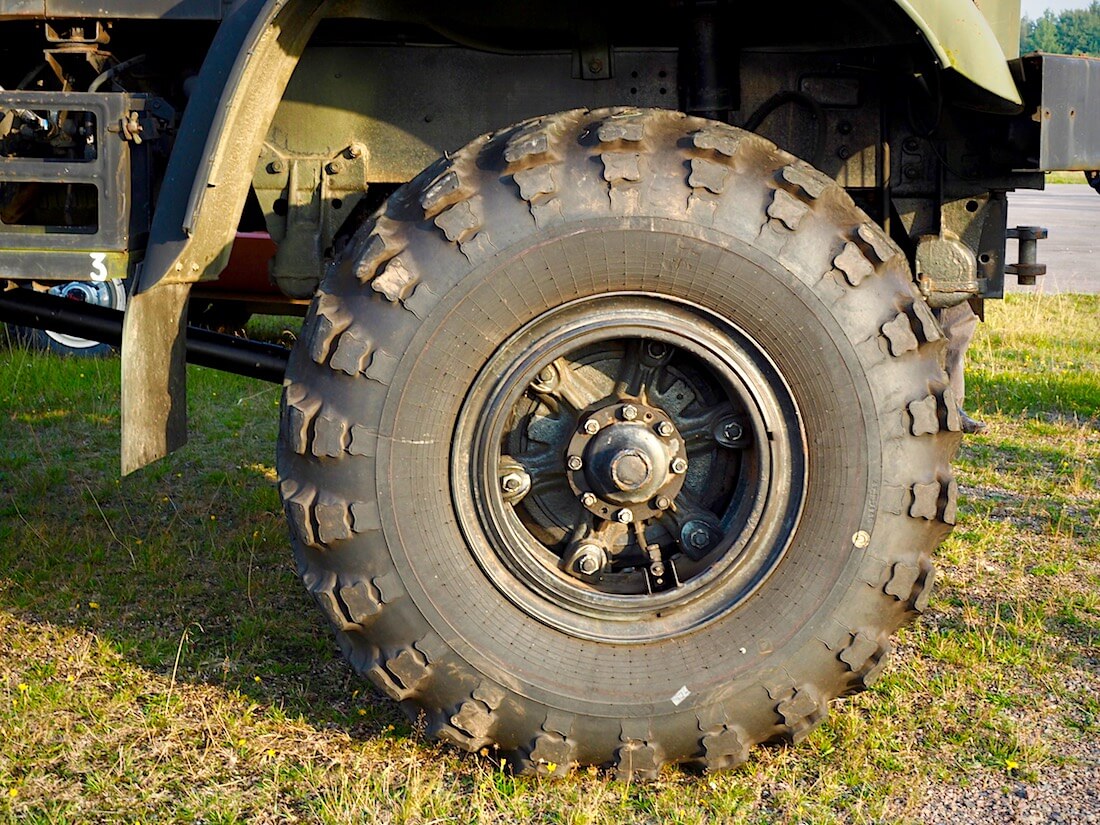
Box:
1006;183;1100;294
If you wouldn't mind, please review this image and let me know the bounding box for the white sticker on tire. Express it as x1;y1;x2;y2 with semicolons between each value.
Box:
89;252;108;282
670;686;691;706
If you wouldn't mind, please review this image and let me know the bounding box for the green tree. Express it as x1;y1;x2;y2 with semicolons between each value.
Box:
1025;12;1064;51
1058;2;1100;54
1020;2;1100;55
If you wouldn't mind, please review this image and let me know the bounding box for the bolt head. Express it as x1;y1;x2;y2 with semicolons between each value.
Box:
656;421;674;438
671;457;688;474
580;492;598;507
583;418;601;435
723;421;743;441
655;495;672;510
567;455;583;471
501;474;523;492
538;364;556;383
621;404;639;421
615;508;634;524
688;528;710;549
576;547;602;575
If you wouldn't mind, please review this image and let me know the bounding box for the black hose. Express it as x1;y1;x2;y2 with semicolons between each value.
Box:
743;91;827;167
89;55;147;93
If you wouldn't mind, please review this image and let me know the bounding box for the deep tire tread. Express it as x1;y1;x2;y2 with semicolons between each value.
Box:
278;107;960;780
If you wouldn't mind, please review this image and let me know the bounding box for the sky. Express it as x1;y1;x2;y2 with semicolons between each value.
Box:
1020;0;1093;17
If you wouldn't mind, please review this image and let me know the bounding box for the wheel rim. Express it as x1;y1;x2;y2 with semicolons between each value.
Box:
44;280;126;350
453;294;807;643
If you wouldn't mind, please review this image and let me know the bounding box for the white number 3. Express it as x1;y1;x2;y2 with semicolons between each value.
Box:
89;252;108;282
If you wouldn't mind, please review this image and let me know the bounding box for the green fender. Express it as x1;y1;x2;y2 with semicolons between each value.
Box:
895;0;1023;108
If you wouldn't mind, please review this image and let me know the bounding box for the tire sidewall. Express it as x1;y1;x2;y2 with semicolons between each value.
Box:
372;216;877;717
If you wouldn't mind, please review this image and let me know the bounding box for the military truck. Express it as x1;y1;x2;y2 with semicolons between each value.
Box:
1;0;1095;778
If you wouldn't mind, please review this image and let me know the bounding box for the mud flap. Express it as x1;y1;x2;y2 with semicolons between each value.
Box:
120;282;191;475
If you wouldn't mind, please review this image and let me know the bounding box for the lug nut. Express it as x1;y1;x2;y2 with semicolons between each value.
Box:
615;508;634;524
583;418;601;435
567;455;583;471
499;468;531;503
656;420;674;437
580;492;598;507
714;417;745;446
621;404;638;421
577;551;602;575
680;519;716;553
688;527;710;549
645;341;669;359
655;495;672;510
671;457;688;474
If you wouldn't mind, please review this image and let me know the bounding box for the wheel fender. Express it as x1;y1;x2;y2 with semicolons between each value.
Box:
139;0;327;295
894;0;1022;109
121;0;326;474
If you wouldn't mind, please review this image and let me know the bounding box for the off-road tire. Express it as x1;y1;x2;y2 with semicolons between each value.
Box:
277;108;961;777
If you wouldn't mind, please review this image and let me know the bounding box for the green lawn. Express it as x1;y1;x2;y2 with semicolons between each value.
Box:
0;295;1096;823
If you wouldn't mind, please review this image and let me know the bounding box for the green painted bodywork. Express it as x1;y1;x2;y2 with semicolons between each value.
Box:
897;0;1022;106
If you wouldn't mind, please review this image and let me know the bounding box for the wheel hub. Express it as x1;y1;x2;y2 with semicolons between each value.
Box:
567;401;686;521
455;296;806;640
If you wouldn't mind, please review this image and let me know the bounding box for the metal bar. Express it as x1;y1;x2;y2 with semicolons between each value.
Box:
0;286;289;383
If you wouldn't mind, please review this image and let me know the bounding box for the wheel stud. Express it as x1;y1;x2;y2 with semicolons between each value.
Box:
655;420;674;437
671;457;688;474
580;492;598;507
583;418;601;435
620;404;639;421
615;508;634;524
567;455;583;471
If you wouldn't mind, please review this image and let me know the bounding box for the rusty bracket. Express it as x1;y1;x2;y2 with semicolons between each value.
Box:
253;142;368;298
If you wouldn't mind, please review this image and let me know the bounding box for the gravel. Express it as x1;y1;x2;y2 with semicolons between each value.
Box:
913;749;1100;824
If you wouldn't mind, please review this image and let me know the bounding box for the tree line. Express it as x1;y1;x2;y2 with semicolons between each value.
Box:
1020;2;1100;55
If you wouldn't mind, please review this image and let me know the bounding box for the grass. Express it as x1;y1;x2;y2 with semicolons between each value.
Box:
1;295;1097;823
1044;171;1089;185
